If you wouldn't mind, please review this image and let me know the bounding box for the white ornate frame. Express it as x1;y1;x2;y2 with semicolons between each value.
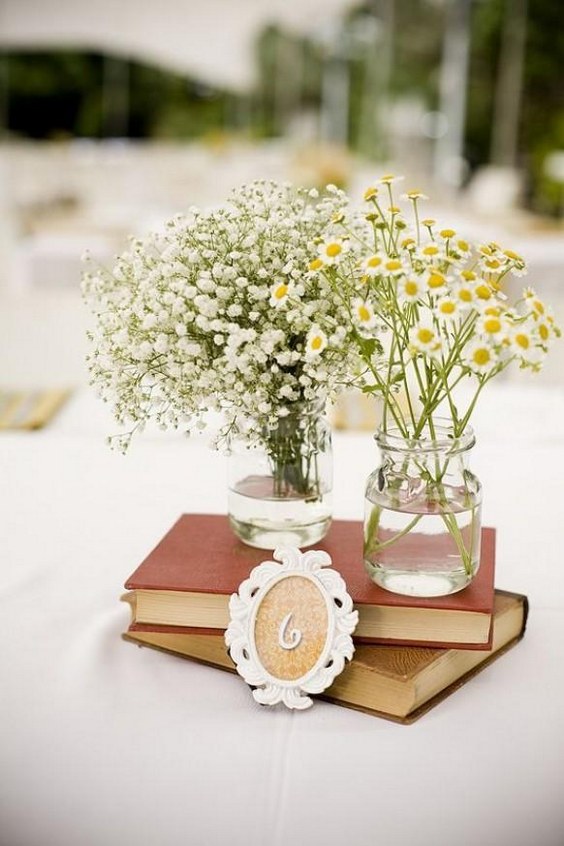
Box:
225;546;359;710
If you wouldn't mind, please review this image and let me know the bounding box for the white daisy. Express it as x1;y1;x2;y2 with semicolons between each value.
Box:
305;326;328;358
476;311;509;343
427;270;448;294
463;340;498;375
383;258;405;277
436;296;460;323
401;189;428;201
509;322;543;364
523;288;547;319
453;282;476;309
409;321;441;354
318;239;348;266
362;255;385;277
353;298;378;330
398;276;426;303
269;280;292;307
378;174;404;185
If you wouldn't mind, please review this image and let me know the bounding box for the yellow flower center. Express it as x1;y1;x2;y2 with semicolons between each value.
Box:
458;288;473;302
457;240;469;252
440;229;456;239
504;249;522;261
461;270;476;281
428;273;445;289
539;324;549;341
440;301;456;315
484;306;500;316
386;259;402;272
364;187;378;200
421;219;435;227
309;258;323;271
404;280;419;296
485;258;501;269
417;328;434;344
515;333;529;349
401;237;415;248
480;245;493;256
367;256;382;268
423;245;439;256
533;299;545;315
484;317;501;334
310;335;323;351
274;284;288;300
380;174;395;183
325;243;342;258
476;284;492;300
358;305;371;322
473;348;491;366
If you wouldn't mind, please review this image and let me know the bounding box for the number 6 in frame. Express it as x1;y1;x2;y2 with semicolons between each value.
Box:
225;547;359;710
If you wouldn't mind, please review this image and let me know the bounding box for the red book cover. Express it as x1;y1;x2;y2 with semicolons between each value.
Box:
124;514;496;648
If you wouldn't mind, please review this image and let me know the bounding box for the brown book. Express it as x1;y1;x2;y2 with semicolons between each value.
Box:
123;514;496;649
123;590;527;723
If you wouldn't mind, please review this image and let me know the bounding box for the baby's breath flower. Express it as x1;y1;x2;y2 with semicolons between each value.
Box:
83;179;363;452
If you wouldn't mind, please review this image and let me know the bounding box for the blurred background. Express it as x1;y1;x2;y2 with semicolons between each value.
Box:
0;0;562;401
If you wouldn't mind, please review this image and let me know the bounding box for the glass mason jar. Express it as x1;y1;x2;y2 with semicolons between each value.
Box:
227;402;333;550
364;422;482;597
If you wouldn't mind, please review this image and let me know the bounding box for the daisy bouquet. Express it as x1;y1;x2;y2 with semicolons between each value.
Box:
311;175;560;583
83;181;363;502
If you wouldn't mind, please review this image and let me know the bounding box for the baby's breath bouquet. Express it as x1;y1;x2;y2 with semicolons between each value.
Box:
83;181;364;547
311;175;560;595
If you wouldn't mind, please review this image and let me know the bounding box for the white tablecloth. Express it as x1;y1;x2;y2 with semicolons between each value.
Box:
2;384;564;846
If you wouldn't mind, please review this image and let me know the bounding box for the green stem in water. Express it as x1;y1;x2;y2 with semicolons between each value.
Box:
364;506;423;556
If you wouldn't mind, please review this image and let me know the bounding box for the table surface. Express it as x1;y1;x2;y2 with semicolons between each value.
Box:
2;382;564;846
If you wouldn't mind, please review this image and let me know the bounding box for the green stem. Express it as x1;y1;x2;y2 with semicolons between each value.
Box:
365;509;423;555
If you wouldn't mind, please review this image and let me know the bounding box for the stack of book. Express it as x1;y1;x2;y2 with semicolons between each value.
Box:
122;514;527;723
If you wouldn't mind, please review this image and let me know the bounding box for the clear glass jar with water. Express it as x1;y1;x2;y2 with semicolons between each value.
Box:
364;422;482;597
228;402;332;550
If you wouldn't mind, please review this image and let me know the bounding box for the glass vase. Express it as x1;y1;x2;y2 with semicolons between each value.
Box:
364;422;482;597
227;402;332;550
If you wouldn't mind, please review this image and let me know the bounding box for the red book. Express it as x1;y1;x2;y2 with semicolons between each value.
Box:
123;514;496;649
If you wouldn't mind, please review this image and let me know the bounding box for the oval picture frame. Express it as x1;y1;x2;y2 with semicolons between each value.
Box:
225;547;359;710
